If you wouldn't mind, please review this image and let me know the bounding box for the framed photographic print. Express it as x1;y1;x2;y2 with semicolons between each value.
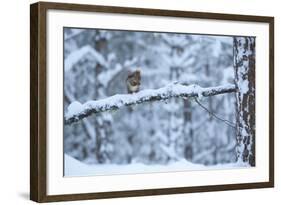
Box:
30;1;274;202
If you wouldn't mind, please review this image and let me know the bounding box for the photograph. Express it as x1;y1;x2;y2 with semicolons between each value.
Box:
30;2;274;202
63;28;256;177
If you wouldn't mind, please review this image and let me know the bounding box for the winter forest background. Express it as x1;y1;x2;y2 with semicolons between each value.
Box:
63;28;254;176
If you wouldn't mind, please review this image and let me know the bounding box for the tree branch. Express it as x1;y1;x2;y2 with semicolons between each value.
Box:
194;98;236;129
65;83;237;125
64;89;96;141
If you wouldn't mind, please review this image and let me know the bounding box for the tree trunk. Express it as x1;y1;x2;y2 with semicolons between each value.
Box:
93;32;112;163
234;37;255;166
183;99;193;161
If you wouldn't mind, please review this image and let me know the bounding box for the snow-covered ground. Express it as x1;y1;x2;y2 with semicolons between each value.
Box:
64;154;249;177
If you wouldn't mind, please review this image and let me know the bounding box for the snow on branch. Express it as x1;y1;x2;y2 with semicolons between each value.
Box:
65;83;237;125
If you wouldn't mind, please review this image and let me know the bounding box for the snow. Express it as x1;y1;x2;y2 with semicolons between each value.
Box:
65;45;108;71
222;66;235;84
64;154;249;177
160;144;179;160
66;101;83;118
64;29;85;41
236;79;247;97
65;83;236;121
98;63;122;87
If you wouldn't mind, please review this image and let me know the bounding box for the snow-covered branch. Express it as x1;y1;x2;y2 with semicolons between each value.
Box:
65;83;237;125
65;90;96;142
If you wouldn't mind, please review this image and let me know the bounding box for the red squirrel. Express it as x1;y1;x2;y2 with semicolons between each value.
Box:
126;69;141;94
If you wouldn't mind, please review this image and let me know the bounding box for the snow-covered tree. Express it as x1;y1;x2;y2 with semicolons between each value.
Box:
234;36;255;166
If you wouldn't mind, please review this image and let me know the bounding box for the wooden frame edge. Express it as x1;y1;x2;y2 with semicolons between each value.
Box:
39;182;273;203
269;17;274;188
30;1;274;202
30;2;39;202
30;2;48;202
